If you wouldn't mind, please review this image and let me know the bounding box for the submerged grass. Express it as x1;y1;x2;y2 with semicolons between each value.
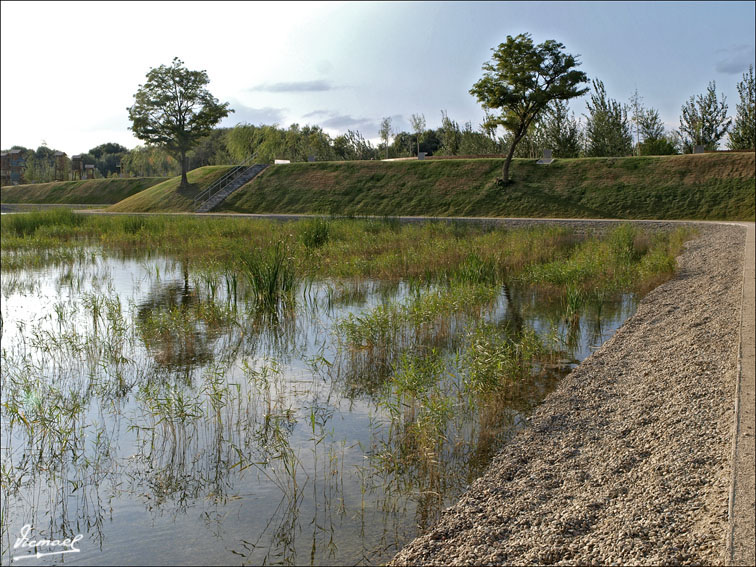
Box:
1;209;700;564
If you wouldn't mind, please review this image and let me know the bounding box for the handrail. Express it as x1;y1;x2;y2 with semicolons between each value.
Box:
193;153;258;207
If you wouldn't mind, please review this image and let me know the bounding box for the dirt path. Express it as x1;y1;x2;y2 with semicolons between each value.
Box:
728;222;755;566
386;223;752;565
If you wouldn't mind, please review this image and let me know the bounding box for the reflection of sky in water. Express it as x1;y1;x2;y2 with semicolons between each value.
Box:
1;253;636;566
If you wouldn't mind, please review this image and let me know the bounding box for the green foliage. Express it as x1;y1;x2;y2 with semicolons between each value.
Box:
188;128;233;168
463;323;545;392
379;117;393;159
470;33;589;180
438;110;462;156
226;123;337;163
678;80;731;152
237;241;297;310
541;100;582;158
3;208;83;236
458;121;502;155
333;130;378;160
639;136;679;156
728;65;755;150
298;217;331;249
452;253;499;286
11;145;70;184
584;79;633;157
128;57;233;185
87;142;129;177
410;113;426;156
120;145;181;177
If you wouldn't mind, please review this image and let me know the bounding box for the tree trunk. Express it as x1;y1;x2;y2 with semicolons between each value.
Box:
501;134;520;183
180;150;188;188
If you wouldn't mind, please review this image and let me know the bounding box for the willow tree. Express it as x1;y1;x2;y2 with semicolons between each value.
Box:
470;33;589;183
128;57;232;188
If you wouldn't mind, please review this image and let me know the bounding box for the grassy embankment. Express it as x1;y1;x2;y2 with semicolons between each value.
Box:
218;152;754;221
0;177;168;205
107;166;235;212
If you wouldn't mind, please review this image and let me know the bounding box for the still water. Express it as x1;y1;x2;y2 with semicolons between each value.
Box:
0;250;636;565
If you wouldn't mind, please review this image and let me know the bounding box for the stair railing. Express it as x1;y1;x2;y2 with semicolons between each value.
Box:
194;153;258;210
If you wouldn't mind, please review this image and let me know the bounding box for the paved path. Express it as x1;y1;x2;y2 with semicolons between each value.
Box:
728;221;755;566
69;210;756;562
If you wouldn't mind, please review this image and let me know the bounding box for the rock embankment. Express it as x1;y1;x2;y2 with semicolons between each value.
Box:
391;224;744;565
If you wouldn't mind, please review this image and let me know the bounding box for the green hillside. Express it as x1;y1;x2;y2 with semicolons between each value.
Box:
107;166;235;212
0;177;168;205
220;153;755;221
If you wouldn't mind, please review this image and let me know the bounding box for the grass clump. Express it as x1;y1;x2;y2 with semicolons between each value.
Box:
462;323;547;393
3;208;84;237
298;217;331;249
237;241;297;310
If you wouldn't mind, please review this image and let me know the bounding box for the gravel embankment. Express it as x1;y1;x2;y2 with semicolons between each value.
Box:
391;223;744;566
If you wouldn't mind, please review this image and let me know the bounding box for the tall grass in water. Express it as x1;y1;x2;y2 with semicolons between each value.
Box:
462;323;548;393
3;208;84;237
237;242;297;310
298;217;330;249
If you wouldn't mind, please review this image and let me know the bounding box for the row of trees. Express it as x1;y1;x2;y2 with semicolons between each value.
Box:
4;57;753;186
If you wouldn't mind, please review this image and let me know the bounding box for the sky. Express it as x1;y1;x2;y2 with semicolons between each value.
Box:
1;0;754;154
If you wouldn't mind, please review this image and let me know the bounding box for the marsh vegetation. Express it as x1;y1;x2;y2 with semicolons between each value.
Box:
0;211;692;565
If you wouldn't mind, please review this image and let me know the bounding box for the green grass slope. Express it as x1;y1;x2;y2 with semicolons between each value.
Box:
107;166;235;212
218;152;755;221
0;177;168;205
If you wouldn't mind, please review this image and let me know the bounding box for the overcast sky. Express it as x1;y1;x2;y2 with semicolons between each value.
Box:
1;1;754;154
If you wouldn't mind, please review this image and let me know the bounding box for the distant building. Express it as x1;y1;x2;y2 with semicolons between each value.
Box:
54;151;67;181
71;154;83;180
0;150;26;185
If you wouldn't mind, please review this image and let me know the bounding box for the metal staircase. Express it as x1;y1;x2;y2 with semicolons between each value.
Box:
194;155;268;212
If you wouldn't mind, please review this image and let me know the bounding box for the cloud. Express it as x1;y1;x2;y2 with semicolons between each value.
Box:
222;103;287;126
715;44;755;74
303;109;331;118
315;113;378;133
248;80;336;93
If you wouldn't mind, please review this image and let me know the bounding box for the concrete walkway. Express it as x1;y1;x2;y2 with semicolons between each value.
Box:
728;221;755;566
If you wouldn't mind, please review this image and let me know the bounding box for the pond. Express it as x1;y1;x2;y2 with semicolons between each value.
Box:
0;242;639;566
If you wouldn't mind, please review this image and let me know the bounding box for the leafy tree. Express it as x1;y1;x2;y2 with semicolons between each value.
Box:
470;33;588;183
728;65;755;150
120;146;181;177
678;81;730;153
225;124;263;163
89;143;128;159
503;116;546;158
301;125;336;162
87;142;129;177
638;108;665;142
541;100;582;158
333;130;377;160
635;108;677;155
410;113;426;156
389;131;414;157
187;128;232;169
17;145;71;183
438;110;462;155
127;57;232;188
629;89;644;156
379;117;393;159
584;79;633;157
459;121;501;155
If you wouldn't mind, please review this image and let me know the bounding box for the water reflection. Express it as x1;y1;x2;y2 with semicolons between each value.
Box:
1;252;637;565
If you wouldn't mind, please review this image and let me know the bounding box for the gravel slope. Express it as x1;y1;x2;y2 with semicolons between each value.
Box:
391;224;744;566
